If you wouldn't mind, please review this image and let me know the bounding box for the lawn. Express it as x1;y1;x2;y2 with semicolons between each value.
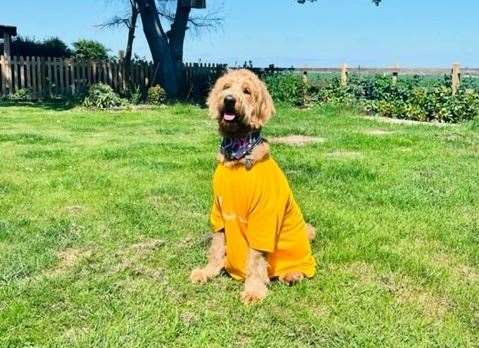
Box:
0;103;478;347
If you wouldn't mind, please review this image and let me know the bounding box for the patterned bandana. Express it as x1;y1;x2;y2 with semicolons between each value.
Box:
220;131;263;161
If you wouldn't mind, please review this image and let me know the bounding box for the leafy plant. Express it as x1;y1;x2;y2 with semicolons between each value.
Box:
127;86;144;105
2;36;72;58
83;83;126;109
147;85;167;105
9;88;33;101
266;72;479;123
264;73;307;106
73;39;110;60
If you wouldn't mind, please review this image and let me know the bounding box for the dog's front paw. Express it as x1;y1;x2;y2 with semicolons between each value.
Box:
190;268;209;284
240;283;268;305
279;272;304;285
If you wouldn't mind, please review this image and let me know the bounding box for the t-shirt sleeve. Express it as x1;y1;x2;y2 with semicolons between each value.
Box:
210;195;224;232
246;193;278;253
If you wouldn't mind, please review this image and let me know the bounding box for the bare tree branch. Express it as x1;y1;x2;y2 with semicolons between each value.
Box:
97;15;132;29
98;1;223;33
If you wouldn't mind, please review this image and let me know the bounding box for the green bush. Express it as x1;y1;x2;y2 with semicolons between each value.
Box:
266;72;479;123
72;39;109;60
147;85;167;105
264;73;306;106
83;83;126;109
127;86;144;105
364;86;479;123
9;88;33;101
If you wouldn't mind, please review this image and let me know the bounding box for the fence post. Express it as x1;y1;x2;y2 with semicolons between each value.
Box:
3;32;12;94
340;64;348;87
302;71;309;106
119;50;126;92
451;63;461;95
2;55;12;95
392;65;400;86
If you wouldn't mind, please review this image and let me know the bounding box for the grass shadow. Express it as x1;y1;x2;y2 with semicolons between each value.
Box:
0;99;79;111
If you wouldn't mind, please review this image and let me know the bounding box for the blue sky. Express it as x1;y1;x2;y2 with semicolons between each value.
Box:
2;0;478;67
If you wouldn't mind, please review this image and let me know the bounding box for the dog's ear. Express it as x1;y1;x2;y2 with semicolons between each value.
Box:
207;76;224;119
256;80;276;125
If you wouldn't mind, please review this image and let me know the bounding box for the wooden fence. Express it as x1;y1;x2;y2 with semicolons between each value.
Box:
1;55;477;99
0;55;152;98
183;62;227;101
256;63;479;95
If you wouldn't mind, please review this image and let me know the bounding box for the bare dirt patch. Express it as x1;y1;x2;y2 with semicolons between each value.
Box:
123;239;165;254
46;248;92;276
363;129;394;136
112;239;165;280
338;261;450;319
269;135;325;146
65;205;83;215
393;280;450;319
364;116;450;127
392;238;479;285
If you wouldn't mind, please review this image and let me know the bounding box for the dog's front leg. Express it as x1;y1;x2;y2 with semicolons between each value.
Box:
240;248;270;304
190;232;225;284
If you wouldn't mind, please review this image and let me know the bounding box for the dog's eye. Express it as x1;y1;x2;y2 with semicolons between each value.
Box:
243;88;251;95
223;84;230;90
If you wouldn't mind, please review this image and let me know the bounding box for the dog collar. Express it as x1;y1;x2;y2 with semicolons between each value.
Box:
220;131;263;162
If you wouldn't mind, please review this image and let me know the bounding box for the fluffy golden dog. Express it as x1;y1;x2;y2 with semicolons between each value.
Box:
190;69;316;304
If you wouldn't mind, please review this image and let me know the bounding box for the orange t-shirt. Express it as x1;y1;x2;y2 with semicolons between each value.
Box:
210;157;316;280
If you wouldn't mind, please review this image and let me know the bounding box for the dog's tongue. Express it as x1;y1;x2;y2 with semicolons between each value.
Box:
223;113;236;121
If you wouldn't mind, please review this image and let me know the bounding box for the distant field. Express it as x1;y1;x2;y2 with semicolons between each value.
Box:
0;104;478;346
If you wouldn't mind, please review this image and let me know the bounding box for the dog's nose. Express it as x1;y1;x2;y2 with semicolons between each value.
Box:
224;95;236;106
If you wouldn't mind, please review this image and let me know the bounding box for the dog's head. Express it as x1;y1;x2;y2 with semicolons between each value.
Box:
207;69;275;137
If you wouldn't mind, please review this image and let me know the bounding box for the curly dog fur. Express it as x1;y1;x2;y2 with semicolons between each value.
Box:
190;69;315;304
207;69;274;168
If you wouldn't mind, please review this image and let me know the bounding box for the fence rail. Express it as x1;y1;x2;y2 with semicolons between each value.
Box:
259;66;479;76
254;63;476;95
0;55;152;98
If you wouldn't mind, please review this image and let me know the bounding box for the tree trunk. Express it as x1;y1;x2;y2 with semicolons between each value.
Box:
124;2;139;89
168;0;191;97
136;0;179;97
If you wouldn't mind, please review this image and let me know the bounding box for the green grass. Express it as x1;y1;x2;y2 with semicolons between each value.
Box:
0;103;478;347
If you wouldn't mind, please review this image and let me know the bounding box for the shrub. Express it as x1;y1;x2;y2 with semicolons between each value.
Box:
147;85;167;105
127;86;144;105
83;83;125;109
73;40;109;60
9;88;33;101
268;72;479;123
1;36;72;58
264;73;306;106
364;85;479;123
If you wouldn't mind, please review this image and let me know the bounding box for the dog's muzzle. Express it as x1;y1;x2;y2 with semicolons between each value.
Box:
223;95;237;122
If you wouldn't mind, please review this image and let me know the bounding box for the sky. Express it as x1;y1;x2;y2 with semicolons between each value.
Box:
1;0;478;68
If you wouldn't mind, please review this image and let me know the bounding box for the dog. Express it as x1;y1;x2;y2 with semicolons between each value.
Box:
190;69;316;304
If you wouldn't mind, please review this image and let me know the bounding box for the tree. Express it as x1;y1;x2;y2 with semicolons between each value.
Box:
135;0;381;98
1;36;71;57
72;39;110;60
99;0;140;88
100;0;221;96
135;0;223;98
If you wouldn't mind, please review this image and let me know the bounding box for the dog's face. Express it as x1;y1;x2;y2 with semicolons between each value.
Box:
207;69;275;137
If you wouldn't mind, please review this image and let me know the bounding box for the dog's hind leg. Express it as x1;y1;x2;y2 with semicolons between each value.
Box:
190;232;226;284
240;249;270;304
306;223;316;241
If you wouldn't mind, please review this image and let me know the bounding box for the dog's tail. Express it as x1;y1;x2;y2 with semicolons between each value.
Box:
306;223;316;242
